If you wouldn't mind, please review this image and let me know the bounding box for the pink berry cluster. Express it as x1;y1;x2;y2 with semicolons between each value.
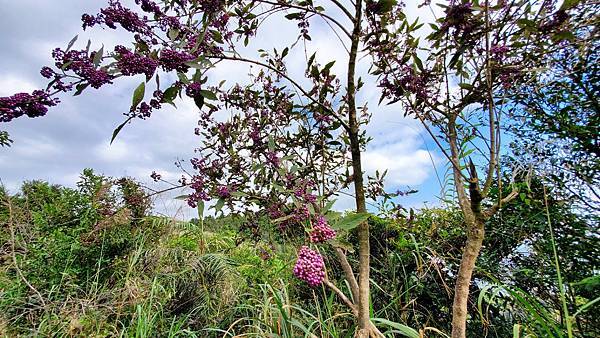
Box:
309;216;336;243
293;246;325;287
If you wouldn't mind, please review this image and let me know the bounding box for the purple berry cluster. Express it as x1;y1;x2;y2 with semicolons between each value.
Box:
114;46;158;77
135;0;162;16
52;48;113;89
187;176;210;208
83;0;151;36
0;91;59;122
185;82;203;98
159;49;195;73
150;171;162;182
266;151;281;167
490;44;509;61
293;246;325;287
309;216;336;243
198;0;225;14
379;65;431;101
216;185;231;199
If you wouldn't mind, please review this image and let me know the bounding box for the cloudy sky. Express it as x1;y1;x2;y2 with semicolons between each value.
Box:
0;0;445;218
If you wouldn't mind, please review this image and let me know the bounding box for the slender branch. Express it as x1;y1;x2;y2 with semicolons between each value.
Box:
483;188;518;219
205;54;352;133
324;279;358;315
254;0;352;38
334;248;360;302
482;0;498;198
326;0;355;21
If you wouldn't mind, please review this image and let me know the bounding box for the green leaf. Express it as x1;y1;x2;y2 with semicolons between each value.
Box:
199;89;217;100
73;83;89;96
323;60;336;72
110;116;134;144
168;28;179;40
560;0;582;10
322;199;336;213
284;12;304;20
163;85;179;102
194;95;204;110
458;82;473;90
131;82;145;110
214;198;225;212
371;318;419;338
197;200;205;219
268;135;276;151
174;195;189;200
332;212;370;231
93;46;104;67
66;35;78;52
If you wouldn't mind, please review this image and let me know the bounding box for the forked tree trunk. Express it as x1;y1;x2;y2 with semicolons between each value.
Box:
451;219;485;338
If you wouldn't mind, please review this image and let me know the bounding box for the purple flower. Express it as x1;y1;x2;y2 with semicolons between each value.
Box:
309;216;336;243
293;246;325;287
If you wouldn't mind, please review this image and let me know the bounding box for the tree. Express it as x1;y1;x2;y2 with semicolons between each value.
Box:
509;1;600;212
365;0;592;336
0;0;406;336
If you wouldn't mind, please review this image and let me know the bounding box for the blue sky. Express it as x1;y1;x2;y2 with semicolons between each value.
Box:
0;0;446;218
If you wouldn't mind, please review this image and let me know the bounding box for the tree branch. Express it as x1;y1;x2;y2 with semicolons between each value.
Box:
324;279;358;315
254;0;352;38
483;188;519;219
205;54;352;133
335;248;360;302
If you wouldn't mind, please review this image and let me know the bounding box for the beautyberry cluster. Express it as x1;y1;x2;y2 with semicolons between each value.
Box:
114;46;158;77
0;91;59;122
293;246;325;287
83;0;151;36
185;82;203;98
379;65;431;100
159;49;195;72
52;48;113;89
150;171;161;182
135;0;162;16
187;176;210;208
309;216;336;243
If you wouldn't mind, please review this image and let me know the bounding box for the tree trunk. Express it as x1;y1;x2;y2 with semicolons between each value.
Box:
451;219;485;338
345;0;369;336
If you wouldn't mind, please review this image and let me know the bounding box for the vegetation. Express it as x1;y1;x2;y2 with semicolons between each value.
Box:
0;170;597;337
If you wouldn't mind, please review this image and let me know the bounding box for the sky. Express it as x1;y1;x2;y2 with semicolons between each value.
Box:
0;0;446;218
